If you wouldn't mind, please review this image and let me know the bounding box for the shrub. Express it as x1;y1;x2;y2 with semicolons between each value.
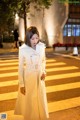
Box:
3;35;14;43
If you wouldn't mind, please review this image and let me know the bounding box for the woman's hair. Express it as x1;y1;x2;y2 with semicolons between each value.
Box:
25;26;39;47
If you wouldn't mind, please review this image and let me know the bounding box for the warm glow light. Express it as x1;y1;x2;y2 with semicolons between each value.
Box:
46;82;80;93
15;13;19;26
0;80;18;87
27;13;31;28
0;59;18;63
19;18;25;41
44;0;69;46
44;9;55;46
0;62;18;66
46;66;78;72
48;97;80;112
46;72;80;81
0;72;18;78
46;59;56;62
0;92;18;101
15;13;19;20
11;30;13;33
46;62;66;67
0;66;18;71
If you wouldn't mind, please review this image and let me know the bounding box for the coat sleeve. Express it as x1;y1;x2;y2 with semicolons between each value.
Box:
18;47;25;87
42;44;46;75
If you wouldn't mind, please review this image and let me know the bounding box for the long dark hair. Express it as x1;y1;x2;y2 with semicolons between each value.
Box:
25;26;39;47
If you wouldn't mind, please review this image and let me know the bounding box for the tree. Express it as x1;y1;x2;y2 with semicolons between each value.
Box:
16;0;52;39
0;0;52;38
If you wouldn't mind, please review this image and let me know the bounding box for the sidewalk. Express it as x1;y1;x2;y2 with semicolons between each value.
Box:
0;46;80;55
0;48;18;54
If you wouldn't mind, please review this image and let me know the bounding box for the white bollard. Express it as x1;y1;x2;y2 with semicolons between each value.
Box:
73;47;78;56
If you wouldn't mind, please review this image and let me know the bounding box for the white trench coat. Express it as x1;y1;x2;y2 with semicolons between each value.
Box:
14;42;49;120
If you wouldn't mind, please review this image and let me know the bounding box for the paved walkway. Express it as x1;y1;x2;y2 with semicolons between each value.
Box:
0;47;80;120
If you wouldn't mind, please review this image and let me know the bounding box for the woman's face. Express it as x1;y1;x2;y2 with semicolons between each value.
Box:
30;34;39;48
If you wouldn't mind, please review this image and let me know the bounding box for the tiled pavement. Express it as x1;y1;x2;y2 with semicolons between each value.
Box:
0;48;80;120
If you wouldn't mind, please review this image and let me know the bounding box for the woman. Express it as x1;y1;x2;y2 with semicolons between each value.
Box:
14;26;49;120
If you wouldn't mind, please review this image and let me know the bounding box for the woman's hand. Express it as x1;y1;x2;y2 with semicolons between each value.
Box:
41;73;46;80
20;87;26;95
